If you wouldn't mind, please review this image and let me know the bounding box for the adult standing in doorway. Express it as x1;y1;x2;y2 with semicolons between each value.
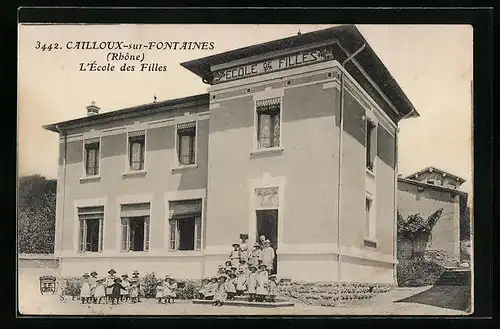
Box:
259;235;266;248
261;240;275;275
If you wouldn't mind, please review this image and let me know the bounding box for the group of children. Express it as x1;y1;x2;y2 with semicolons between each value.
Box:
196;233;279;306
154;276;178;304
79;269;143;305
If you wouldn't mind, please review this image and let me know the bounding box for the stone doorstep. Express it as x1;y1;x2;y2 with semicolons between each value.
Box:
233;295;288;302
192;299;294;308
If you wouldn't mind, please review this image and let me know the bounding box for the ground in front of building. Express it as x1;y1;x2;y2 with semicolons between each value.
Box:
18;267;466;316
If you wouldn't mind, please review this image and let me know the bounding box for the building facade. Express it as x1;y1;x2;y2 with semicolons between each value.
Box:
44;25;419;283
397;167;469;260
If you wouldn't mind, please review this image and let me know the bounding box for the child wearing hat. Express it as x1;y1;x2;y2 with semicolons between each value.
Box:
105;269;117;302
267;274;278;303
205;277;218;300
247;265;258;302
120;274;130;302
217;264;226;276
223;260;232;273
131;270;142;303
107;277;126;305
249;243;262;268
255;264;269;302
93;278;106;304
155;280;165;304
128;277;139;303
80;273;92;304
213;275;227;307
166;278;177;303
261;240;276;274
226;272;237;301
89;271;98;303
235;268;247;296
238;259;249;275
197;278;210;300
229;243;240;268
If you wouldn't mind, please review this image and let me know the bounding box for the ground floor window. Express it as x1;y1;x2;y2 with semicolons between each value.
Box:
78;206;104;253
168;199;202;251
120;203;150;252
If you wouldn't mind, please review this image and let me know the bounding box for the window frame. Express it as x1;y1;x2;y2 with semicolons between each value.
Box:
174;120;198;168
251;88;284;155
77;206;104;254
166;198;204;252
365;117;377;175
82;137;101;178
125;130;147;173
364;195;377;244
254;96;283;150
120;215;150;253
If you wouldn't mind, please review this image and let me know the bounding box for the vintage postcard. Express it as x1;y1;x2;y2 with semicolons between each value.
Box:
17;22;473;316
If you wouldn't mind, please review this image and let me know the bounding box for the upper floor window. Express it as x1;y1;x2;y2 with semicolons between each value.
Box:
84;139;100;176
366;119;377;171
256;97;281;149
78;206;104;253
128;131;145;171
176;121;196;166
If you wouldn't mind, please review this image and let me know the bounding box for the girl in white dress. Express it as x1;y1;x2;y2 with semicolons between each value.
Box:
167;278;177;303
89;271;98;303
93;278;106;304
80;273;92;304
255;264;269;302
155;281;164;304
247;265;258;302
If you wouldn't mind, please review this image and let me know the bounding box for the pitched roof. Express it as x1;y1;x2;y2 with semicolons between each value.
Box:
181;24;419;121
404;166;466;184
398;177;468;196
43;93;209;133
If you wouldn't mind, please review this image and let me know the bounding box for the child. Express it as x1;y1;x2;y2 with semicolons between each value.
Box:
217;265;226;276
162;276;172;304
155;281;164;304
226;272;237;300
213;275;227;307
235;269;247;296
204;277;218;300
238;259;249;274
107;277;126;305
267;274;278;302
197;278;210;300
167;278;177;303
89;271;98;303
261;240;276;275
255;264;269;302
80;273;92;304
129;278;139;303
105;269;117;303
131;270;142;303
93;278;106;304
247;265;258;302
249;243;262;268
239;233;249;263
223;261;232;273
229;243;240;268
120;274;130;302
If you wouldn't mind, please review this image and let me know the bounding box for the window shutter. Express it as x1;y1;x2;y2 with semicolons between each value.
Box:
272;113;280;147
144;216;150;251
370;125;377;167
131;142;142;170
79;219;85;252
94;146;100;175
258;114;271;148
121;218;129;251
195;217;202;250
178;135;191;165
99;218;104;252
169;221;177;250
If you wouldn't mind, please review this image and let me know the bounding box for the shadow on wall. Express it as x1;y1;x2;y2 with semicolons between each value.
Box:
395;285;471;312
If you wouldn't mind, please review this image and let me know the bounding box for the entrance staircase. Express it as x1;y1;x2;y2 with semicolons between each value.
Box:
192;293;294;308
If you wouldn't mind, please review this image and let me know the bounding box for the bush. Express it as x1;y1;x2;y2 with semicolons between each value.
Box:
141;272;159;298
61;277;83;298
397;258;445;287
176;280;201;300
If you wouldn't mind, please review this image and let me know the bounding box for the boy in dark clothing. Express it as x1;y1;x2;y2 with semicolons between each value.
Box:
107;278;126;305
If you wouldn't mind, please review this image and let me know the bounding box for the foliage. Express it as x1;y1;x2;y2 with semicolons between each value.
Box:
176;280;201;300
141;272;159;298
397;208;443;258
397;258;445;287
18;175;57;254
61;277;83;298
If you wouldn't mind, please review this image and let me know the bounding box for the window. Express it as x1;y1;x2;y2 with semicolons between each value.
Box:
168;199;202;251
84;139;100;176
120;203;150;252
365;198;372;238
128;131;145;171
364;197;376;244
78;206;104;253
256;97;281;149
176;121;196;165
366;120;376;171
427;179;435;185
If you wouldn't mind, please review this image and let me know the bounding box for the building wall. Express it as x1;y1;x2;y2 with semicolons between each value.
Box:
397;180;460;258
55;103;209;276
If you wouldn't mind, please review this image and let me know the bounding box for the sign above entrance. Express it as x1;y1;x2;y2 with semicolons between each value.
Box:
255;187;279;209
212;46;335;84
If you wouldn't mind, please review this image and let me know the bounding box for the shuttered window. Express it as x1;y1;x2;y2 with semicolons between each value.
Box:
120;203;150;252
168;199;202;251
128;131;145;171
176;121;196;166
84;138;100;176
366;120;377;171
78;206;104;253
256;97;281;149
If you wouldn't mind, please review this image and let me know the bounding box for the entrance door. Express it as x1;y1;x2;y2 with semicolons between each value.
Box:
256;209;278;274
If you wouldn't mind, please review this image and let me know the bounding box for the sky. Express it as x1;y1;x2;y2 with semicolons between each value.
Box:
18;24;473;197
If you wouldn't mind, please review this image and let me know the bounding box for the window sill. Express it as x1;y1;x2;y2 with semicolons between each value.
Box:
122;170;147;178
171;164;198;172
167;250;203;257
249;147;283;157
366;168;376;178
79;175;101;183
364;238;378;248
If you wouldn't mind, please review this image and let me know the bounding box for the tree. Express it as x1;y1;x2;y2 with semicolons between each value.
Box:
397;208;443;259
18;175;56;254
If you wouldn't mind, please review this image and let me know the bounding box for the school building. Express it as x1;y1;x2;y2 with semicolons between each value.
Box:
43;25;419;283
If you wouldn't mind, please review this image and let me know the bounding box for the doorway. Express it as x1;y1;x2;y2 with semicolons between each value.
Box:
256;209;278;274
